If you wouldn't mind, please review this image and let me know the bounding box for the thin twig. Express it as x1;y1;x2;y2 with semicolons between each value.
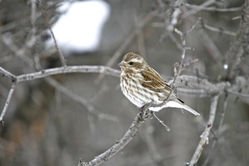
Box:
0;67;17;81
172;28;188;85
188;95;219;166
0;83;16;122
48;27;67;66
153;20;237;36
38;1;67;66
185;3;242;12
27;0;37;48
153;112;170;131
202;22;237;36
183;0;216;18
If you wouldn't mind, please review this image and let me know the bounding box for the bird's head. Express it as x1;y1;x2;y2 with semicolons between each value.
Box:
119;52;147;73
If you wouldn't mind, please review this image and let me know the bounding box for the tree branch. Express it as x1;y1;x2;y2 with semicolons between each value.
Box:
16;66;120;83
0;83;16;123
185;3;241;12
0;67;17;81
188;95;219;166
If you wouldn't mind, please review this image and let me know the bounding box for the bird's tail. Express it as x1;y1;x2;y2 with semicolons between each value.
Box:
165;99;200;116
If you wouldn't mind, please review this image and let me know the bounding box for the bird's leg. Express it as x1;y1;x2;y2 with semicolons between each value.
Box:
139;103;153;120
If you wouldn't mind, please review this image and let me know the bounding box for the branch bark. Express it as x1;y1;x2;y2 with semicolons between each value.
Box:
0;83;16;122
16;66;120;83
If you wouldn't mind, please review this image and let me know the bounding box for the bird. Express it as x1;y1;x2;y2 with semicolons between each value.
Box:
119;52;200;116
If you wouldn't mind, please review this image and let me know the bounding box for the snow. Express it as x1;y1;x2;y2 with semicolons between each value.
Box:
46;0;110;54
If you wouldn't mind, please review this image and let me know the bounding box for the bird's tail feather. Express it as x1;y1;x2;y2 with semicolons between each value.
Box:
165;100;200;116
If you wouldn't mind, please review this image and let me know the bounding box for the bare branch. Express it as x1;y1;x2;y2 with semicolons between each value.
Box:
153;112;170;132
27;0;37;48
0;83;16;122
0;67;17;81
185;3;242;12
202;95;228;166
172;28;188;84
202;22;237;36
188;95;219;166
183;0;216;18
48;27;67;66
16;66;120;83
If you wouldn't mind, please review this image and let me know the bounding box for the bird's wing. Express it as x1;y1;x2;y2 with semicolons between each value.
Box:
140;67;172;93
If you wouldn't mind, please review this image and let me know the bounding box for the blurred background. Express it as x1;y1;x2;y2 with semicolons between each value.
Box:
0;0;249;166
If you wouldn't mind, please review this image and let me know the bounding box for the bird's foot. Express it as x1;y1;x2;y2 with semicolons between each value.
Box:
139;103;153;120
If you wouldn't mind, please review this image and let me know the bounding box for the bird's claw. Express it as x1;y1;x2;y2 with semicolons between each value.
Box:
139;103;153;120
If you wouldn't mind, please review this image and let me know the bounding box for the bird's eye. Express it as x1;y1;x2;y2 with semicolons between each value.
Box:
128;62;134;65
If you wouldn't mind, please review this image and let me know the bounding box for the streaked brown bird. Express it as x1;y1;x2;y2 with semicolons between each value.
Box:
119;52;200;116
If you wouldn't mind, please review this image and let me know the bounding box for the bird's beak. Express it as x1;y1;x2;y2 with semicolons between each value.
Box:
119;61;125;67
